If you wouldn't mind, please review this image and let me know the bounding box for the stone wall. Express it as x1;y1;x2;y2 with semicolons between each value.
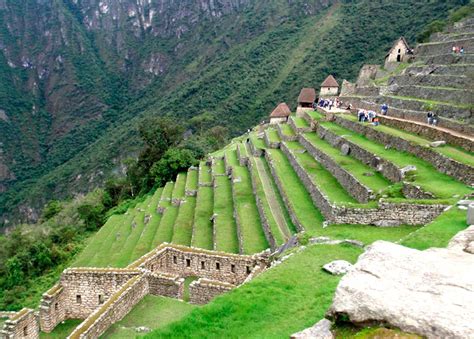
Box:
59;268;140;320
39;284;66;333
67;275;148;339
281;141;446;226
236;143;249;166
189;278;235;304
333;115;474;185
298;134;374;203
288;116;312;133
249;138;264;157
148;272;184;299
316;123;403;182
0;309;39;339
276;123;298;142
263;130;280;149
135;244;261;285
229;167;245;254
264;151;305;232
378;115;474;153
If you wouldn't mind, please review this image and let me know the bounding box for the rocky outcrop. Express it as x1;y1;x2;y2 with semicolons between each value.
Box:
291;318;334;339
328;239;474;338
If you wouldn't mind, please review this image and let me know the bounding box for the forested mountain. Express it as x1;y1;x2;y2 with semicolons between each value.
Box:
0;0;466;226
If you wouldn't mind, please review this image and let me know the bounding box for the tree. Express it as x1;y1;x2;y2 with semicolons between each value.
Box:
151;148;199;186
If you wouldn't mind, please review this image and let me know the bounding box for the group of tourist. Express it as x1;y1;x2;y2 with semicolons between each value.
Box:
452;45;465;55
357;109;380;126
316;97;352;111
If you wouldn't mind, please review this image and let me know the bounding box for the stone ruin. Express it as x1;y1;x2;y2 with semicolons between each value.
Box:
0;243;269;338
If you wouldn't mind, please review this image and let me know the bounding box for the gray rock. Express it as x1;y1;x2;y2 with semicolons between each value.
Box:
343;239;364;248
328;240;474;338
340;143;351;156
291;318;333;339
374;219;400;227
363;172;374;177
468;204;474;225
448;225;474;254
400;165;417;177
457;200;474;206
135;326;151;333
429;140;446;148
323;260;353;275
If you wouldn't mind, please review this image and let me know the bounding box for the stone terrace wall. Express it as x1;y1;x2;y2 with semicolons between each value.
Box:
264;151;305;232
379;116;474;153
136;245;261;285
281;142;446;226
299;134;374;203
0;309;39;339
68;275;148;339
288;116;312;133
189;279;234;305
229;167;245;255
316;124;403;183
39;284;66;333
264;129;280;149
148;272;184;299
276;123;298;142
60;268;140;320
333;116;473;185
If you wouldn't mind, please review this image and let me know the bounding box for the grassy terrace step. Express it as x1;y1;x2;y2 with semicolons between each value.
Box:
266;148;323;233
172;173;187;201
385;94;473;110
266;128;281;143
226;150;268;254
250;132;266;150
292;116;311;129
285;141;360;205
341;115;474;167
320;121;472;199
199;161;212;185
279;123;297;138
212;158;226;176
303;132;392;194
213;175;239;253
251;156;295;244
238;142;249;159
153;182;178;246
191;185;214;250
172;196;197;246
185;169;198;193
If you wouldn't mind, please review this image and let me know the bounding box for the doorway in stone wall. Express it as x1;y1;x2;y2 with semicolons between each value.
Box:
183;276;199;302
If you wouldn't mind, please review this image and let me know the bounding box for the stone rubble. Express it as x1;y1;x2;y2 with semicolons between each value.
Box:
322;260;353;275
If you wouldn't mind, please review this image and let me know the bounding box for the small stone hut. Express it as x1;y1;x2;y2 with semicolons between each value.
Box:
269;103;291;124
320;75;339;96
297;88;316;108
384;37;411;67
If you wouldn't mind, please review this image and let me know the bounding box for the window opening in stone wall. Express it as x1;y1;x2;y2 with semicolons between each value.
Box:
54;302;58;311
99;294;104;304
201;261;205;269
173;256;177;264
186;258;191;267
246;266;251;274
23;326;28;336
231;264;236;273
216;262;220;270
151;265;154;271
76;295;82;304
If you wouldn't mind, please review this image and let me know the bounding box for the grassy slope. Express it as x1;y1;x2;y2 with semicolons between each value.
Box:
40;319;83;339
172;197;197;246
213;175;239;253
192;186;214;250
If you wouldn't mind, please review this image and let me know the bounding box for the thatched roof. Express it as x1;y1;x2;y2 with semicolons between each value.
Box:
270;103;291;118
321;75;339;88
298;88;316;104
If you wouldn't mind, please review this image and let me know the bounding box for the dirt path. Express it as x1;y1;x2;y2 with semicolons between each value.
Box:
254;156;291;239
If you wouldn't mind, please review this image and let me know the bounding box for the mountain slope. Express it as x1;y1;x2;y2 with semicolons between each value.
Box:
0;0;465;225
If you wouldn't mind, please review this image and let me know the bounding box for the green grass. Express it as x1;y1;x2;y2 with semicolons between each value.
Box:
213;175;239;253
153;206;179;246
238;142;249;158
309;110;324;120
212;158;226;176
158;182;174;208
192;186;214;250
293;116;310;128
172;197;197;246
185;169;199;192
172;173;187;200
266;128;281;143
303;132;392;193
103;296;197;338
321;121;473;199
227;150;269;254
386;95;474;109
400;205;469;250
0;318;6;330
198;162;212;185
40;319;83;338
285;141;360;204
266;149;323;233
146;244;362;338
183;277;199;302
279;123;296;136
342;114;474;167
250;132;266;150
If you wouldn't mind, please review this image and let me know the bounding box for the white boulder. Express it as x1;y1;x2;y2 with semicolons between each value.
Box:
291;318;333;339
322;260;353;275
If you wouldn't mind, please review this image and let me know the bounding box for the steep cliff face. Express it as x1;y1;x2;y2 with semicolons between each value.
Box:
0;0;463;226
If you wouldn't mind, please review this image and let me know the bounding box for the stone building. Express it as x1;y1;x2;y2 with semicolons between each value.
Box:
269;103;291;124
297;88;316;108
320;75;339;96
384;37;411;68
